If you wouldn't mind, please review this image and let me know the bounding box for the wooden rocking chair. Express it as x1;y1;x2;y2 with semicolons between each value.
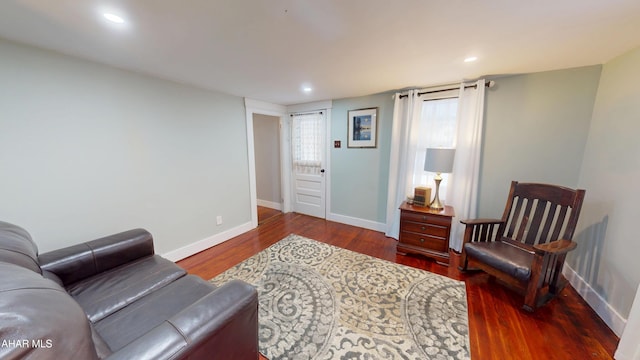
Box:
461;181;585;311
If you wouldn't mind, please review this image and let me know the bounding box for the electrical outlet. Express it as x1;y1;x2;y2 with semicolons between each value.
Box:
216;216;223;225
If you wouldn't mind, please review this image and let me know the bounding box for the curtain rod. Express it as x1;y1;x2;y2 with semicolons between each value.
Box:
398;81;494;99
290;111;323;116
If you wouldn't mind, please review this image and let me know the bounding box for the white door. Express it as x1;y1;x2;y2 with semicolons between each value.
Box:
291;111;326;218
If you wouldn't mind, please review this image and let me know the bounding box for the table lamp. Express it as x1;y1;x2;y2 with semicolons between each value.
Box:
424;148;455;210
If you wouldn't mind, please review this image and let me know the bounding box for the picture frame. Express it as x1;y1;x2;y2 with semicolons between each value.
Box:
347;107;378;148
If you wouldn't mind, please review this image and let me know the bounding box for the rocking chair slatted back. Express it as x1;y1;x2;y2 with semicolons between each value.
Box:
498;182;585;247
461;181;586;311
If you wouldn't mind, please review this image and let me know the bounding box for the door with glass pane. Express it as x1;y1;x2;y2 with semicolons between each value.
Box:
291;111;326;218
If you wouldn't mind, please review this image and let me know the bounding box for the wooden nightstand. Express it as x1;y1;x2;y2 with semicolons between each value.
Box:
397;202;455;265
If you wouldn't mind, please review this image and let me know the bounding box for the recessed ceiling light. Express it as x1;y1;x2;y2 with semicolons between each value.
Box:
464;56;478;63
303;87;312;93
103;13;125;24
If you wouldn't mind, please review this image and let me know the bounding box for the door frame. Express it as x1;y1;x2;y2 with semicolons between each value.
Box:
245;98;332;228
244;98;289;228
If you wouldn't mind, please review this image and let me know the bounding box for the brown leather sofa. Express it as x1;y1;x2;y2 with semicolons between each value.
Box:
0;221;258;359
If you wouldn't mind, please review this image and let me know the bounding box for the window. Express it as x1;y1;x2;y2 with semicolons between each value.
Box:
412;95;459;202
291;112;324;174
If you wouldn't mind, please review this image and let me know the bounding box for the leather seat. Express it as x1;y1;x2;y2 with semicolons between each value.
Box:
464;240;533;281
67;255;186;322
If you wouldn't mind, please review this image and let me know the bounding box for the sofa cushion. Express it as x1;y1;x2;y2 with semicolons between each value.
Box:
39;228;155;285
465;240;534;281
94;274;217;352
90;322;113;358
0;263;98;360
66;255;186;323
0;221;40;273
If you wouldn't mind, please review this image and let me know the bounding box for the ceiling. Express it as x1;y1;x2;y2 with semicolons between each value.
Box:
0;1;639;105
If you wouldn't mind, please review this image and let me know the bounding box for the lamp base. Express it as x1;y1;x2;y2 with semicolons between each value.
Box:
429;174;445;210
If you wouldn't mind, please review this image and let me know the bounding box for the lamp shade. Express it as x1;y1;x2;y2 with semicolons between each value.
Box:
424;148;455;173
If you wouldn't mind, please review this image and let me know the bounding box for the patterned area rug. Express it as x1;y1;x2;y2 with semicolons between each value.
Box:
210;234;470;360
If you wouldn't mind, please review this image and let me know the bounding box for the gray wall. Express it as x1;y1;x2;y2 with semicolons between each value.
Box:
253;113;281;206
569;46;640;319
0;39;250;254
330;93;394;224
478;66;602;216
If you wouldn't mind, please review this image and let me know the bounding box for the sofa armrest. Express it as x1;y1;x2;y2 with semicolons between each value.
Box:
104;322;188;360
39;229;154;286
106;280;259;360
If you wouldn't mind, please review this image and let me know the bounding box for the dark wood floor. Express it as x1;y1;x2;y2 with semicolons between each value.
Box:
257;206;281;225
177;212;619;360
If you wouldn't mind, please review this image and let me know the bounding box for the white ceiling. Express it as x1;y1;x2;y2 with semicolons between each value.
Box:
1;1;639;105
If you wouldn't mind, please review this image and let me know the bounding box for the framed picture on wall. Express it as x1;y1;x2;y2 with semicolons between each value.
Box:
347;107;378;148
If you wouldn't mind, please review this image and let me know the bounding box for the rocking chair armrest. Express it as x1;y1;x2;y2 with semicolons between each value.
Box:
460;218;504;246
533;239;577;255
460;218;504;226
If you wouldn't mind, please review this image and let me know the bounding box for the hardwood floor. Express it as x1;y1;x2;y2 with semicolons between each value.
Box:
257;206;281;225
178;212;619;360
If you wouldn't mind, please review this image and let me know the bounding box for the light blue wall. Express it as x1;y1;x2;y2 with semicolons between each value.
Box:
327;66;602;226
330;93;394;224
478;66;602;217
0;38;250;254
570;46;640;319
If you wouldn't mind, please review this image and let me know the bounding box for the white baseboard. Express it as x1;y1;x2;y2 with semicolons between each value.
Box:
563;264;627;336
257;199;282;211
162;221;254;262
327;212;386;233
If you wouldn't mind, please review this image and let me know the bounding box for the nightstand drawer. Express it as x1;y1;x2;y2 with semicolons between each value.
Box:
397;202;454;265
400;211;451;227
400;221;448;237
400;232;447;252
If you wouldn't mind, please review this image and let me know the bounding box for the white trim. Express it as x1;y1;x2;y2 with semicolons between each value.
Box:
615;284;640;360
245;106;258;228
244;98;288;228
257;199;282;211
325;108;332;219
327;212;387;233
162;221;253;262
563;263;627;336
280;116;292;213
245;98;287;114
287;100;333;114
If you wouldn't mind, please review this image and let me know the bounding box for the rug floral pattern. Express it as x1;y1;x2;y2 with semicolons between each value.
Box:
210;234;470;360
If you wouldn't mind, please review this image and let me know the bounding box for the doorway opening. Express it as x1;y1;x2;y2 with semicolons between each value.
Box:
244;99;332;229
253;113;283;225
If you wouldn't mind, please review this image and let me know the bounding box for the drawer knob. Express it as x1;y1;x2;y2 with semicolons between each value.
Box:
421;226;426;231
422;216;427;221
420;238;425;243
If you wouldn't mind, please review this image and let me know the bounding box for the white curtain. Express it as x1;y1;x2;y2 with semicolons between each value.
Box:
615;284;640;360
292;112;324;174
447;79;486;251
385;90;423;238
